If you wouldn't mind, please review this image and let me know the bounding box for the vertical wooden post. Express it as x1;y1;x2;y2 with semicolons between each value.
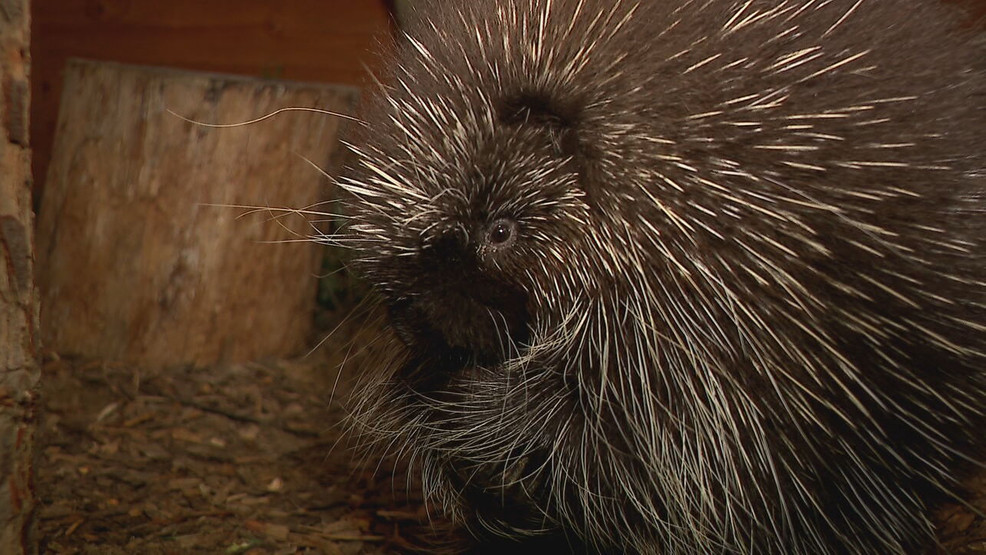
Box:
0;0;40;551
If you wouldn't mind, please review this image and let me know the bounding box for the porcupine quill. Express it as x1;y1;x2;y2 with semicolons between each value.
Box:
329;0;986;552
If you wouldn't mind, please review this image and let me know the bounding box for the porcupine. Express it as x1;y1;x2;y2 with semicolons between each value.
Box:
335;0;986;552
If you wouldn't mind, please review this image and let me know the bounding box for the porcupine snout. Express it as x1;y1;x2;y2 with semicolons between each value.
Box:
385;222;532;372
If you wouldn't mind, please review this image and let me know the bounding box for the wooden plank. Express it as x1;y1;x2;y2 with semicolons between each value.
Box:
31;0;394;201
36;59;358;367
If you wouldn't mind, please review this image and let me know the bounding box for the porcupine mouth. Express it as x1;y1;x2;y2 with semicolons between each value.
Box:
442;448;558;539
386;282;532;380
386;296;559;535
383;279;554;536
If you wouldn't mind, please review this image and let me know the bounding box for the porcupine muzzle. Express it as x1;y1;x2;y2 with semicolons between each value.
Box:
384;228;557;538
386;226;532;377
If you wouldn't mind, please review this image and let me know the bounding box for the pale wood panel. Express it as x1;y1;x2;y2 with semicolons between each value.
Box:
31;0;394;201
37;60;358;367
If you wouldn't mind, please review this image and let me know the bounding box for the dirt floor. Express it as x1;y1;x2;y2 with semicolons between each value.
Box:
35;312;986;554
36;313;463;554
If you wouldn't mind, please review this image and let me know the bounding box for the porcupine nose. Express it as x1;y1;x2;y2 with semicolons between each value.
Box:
385;226;476;355
425;226;471;266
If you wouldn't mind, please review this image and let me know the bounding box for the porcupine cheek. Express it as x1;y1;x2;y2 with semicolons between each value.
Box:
385;228;531;371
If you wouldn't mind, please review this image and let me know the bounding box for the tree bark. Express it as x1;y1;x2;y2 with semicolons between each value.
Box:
0;0;40;551
36;59;357;367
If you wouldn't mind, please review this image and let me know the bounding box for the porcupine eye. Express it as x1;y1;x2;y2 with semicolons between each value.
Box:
485;218;517;248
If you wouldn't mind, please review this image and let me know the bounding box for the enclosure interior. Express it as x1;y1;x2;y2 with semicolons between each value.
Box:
28;1;986;553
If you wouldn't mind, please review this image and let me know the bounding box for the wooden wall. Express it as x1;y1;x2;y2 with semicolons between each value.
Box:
1;0;39;550
31;0;394;202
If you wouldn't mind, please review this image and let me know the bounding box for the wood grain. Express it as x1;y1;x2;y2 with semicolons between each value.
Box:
0;0;40;550
31;0;393;202
36;59;358;367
